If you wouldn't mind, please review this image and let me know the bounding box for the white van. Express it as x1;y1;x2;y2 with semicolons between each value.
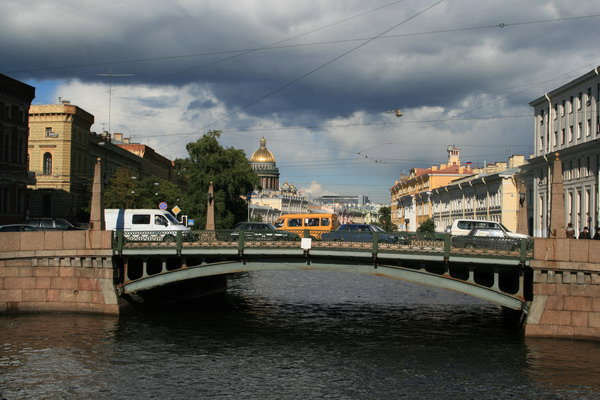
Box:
445;219;529;239
105;209;190;242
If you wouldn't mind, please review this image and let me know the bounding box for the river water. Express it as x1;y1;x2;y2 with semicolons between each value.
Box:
1;270;600;400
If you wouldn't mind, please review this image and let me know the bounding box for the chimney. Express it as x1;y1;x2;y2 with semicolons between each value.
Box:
123;138;130;144
113;132;123;142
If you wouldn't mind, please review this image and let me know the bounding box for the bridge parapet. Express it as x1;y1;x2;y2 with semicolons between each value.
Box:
526;238;600;340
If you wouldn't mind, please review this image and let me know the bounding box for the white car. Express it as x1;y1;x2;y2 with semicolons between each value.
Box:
445;219;529;239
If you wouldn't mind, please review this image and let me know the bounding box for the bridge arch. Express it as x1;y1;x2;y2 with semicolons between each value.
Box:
118;253;528;311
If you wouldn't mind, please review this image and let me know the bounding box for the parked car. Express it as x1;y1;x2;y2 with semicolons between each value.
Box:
321;223;403;243
451;228;522;251
230;222;300;241
445;219;529;239
0;224;41;232
23;217;80;231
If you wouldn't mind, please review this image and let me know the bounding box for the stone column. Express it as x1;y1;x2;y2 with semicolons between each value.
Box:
550;152;565;238
516;178;529;235
206;182;215;230
89;158;105;230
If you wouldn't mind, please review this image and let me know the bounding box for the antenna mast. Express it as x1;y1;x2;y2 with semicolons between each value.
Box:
97;69;134;134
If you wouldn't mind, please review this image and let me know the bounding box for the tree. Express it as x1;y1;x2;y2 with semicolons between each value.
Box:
104;167;144;208
103;167;184;210
417;218;436;233
175;131;259;228
378;206;394;231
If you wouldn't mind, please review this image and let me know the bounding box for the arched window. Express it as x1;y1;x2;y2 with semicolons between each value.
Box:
43;152;52;175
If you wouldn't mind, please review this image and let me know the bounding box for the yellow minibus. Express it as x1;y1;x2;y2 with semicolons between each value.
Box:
273;213;338;239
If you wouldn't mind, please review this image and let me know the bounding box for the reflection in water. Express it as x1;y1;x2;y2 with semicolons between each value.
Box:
1;270;599;399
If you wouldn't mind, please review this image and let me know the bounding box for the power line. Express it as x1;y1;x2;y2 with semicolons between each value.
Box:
157;1;446;152
8;13;600;74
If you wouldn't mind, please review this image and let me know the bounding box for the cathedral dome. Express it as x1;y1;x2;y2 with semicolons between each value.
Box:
250;137;276;163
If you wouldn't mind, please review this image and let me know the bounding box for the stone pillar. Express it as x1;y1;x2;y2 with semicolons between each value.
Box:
89;158;105;231
206;182;215;230
517;178;529;235
550;152;565;238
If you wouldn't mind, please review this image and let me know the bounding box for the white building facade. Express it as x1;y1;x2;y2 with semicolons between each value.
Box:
528;66;600;237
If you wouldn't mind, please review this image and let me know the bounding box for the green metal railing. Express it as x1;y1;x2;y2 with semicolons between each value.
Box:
112;229;534;261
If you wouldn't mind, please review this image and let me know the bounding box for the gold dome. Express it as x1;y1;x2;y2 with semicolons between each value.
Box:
250;137;276;163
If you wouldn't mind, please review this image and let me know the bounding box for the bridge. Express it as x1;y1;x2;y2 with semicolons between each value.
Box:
113;230;532;312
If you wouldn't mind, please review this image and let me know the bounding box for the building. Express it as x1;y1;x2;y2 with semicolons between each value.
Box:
527;66;600;237
27;102;179;222
390;146;475;231
0;74;35;224
430;155;527;232
247;138;313;222
249;137;280;191
314;194;370;206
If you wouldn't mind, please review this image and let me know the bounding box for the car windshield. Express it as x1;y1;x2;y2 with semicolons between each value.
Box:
372;225;386;232
164;213;180;225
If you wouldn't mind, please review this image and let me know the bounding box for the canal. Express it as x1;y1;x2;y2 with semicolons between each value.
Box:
1;270;600;399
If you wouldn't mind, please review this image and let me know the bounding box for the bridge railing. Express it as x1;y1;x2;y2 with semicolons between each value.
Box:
113;229;533;261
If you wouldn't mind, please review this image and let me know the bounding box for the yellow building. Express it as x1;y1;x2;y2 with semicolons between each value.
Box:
28;101;178;222
429;155;527;232
390;146;474;231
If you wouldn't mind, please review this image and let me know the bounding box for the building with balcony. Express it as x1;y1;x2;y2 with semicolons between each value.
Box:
0;74;35;224
430;155;527;232
527;66;600;237
390;146;474;231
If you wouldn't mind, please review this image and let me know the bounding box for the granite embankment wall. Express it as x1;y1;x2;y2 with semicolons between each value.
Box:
526;238;600;340
0;230;119;314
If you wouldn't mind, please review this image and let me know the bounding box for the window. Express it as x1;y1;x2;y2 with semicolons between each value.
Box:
45;127;57;137
554;103;558;119
561;100;565;116
132;214;150;224
587;87;592;106
588;119;592;136
577;122;582;140
568;125;573;142
43;152;52;175
578;92;582;110
305;218;319;227
321;218;330;226
561;128;565;145
554;131;558;147
539;110;544;125
569;96;573;113
154;215;168;226
288;218;302;227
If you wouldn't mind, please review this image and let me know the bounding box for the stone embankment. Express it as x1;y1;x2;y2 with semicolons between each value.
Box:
526;238;600;340
0;230;119;314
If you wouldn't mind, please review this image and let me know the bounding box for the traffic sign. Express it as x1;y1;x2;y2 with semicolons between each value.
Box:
187;218;195;226
172;205;181;215
159;202;167;210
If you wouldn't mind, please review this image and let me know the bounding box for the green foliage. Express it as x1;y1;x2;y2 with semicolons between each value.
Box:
175;130;259;229
378;206;394;231
104;167;184;210
104;168;144;208
417;218;436;233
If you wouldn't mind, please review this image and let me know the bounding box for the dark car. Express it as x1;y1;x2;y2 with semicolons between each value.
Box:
230;222;300;241
24;217;81;231
0;224;41;232
451;228;521;250
321;223;401;243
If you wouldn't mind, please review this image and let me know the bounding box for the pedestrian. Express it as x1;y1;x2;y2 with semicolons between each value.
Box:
566;223;575;238
579;227;591;239
594;227;600;240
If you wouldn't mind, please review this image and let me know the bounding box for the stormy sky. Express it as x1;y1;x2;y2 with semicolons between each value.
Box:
3;0;600;202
